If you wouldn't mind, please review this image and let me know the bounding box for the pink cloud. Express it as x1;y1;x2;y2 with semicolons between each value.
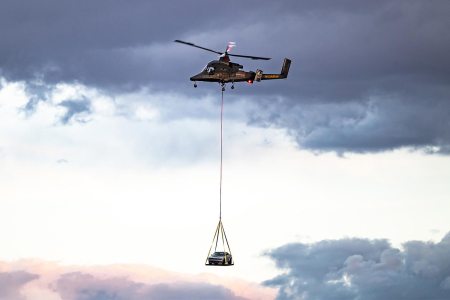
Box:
0;260;276;300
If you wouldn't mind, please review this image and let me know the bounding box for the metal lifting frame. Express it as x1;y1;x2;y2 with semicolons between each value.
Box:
205;219;233;266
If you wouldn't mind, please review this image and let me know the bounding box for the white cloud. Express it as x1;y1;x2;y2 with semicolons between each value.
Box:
1;79;450;284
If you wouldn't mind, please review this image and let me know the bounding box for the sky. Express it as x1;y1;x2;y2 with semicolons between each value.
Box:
1;1;450;299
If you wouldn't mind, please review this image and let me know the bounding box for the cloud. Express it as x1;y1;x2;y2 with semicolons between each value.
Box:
55;272;247;300
248;97;450;154
0;260;275;300
1;0;450;154
2;0;448;94
0;271;39;300
58;98;91;124
265;233;450;300
23;81;54;114
0;0;258;90
238;0;450;154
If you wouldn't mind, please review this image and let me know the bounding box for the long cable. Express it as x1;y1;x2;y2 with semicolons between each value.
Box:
219;88;224;220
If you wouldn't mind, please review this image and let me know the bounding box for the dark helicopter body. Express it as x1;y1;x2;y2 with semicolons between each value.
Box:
190;58;291;84
175;40;291;90
191;60;248;83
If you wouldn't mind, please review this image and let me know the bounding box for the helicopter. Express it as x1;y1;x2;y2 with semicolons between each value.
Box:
174;40;291;91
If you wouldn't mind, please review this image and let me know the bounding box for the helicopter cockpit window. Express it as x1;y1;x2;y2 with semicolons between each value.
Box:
206;66;215;75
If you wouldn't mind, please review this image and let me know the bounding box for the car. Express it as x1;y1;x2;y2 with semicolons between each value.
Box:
208;251;233;265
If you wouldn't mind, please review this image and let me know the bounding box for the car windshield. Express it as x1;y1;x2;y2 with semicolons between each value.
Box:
212;252;225;257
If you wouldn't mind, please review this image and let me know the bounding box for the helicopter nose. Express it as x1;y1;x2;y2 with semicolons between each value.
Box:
190;72;202;81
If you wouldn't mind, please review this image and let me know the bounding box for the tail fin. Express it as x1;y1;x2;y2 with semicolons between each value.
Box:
280;58;291;79
261;58;292;80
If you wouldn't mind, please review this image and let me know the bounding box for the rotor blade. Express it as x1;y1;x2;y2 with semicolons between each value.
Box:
174;40;222;55
228;53;271;60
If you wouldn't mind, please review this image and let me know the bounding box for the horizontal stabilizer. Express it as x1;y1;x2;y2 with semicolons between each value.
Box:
261;58;291;80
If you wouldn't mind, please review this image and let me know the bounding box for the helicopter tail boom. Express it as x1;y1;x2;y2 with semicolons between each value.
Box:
261;58;291;80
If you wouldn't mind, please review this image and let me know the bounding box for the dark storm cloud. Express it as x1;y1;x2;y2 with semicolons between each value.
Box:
247;97;450;154
55;272;247;300
241;0;450;154
1;0;450;153
0;271;39;300
265;233;450;300
58;98;91;124
0;0;259;90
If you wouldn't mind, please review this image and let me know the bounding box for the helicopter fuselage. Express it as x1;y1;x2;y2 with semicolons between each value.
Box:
190;57;291;86
190;60;255;83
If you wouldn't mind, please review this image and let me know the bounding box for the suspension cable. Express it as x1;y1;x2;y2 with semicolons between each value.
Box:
219;88;224;220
